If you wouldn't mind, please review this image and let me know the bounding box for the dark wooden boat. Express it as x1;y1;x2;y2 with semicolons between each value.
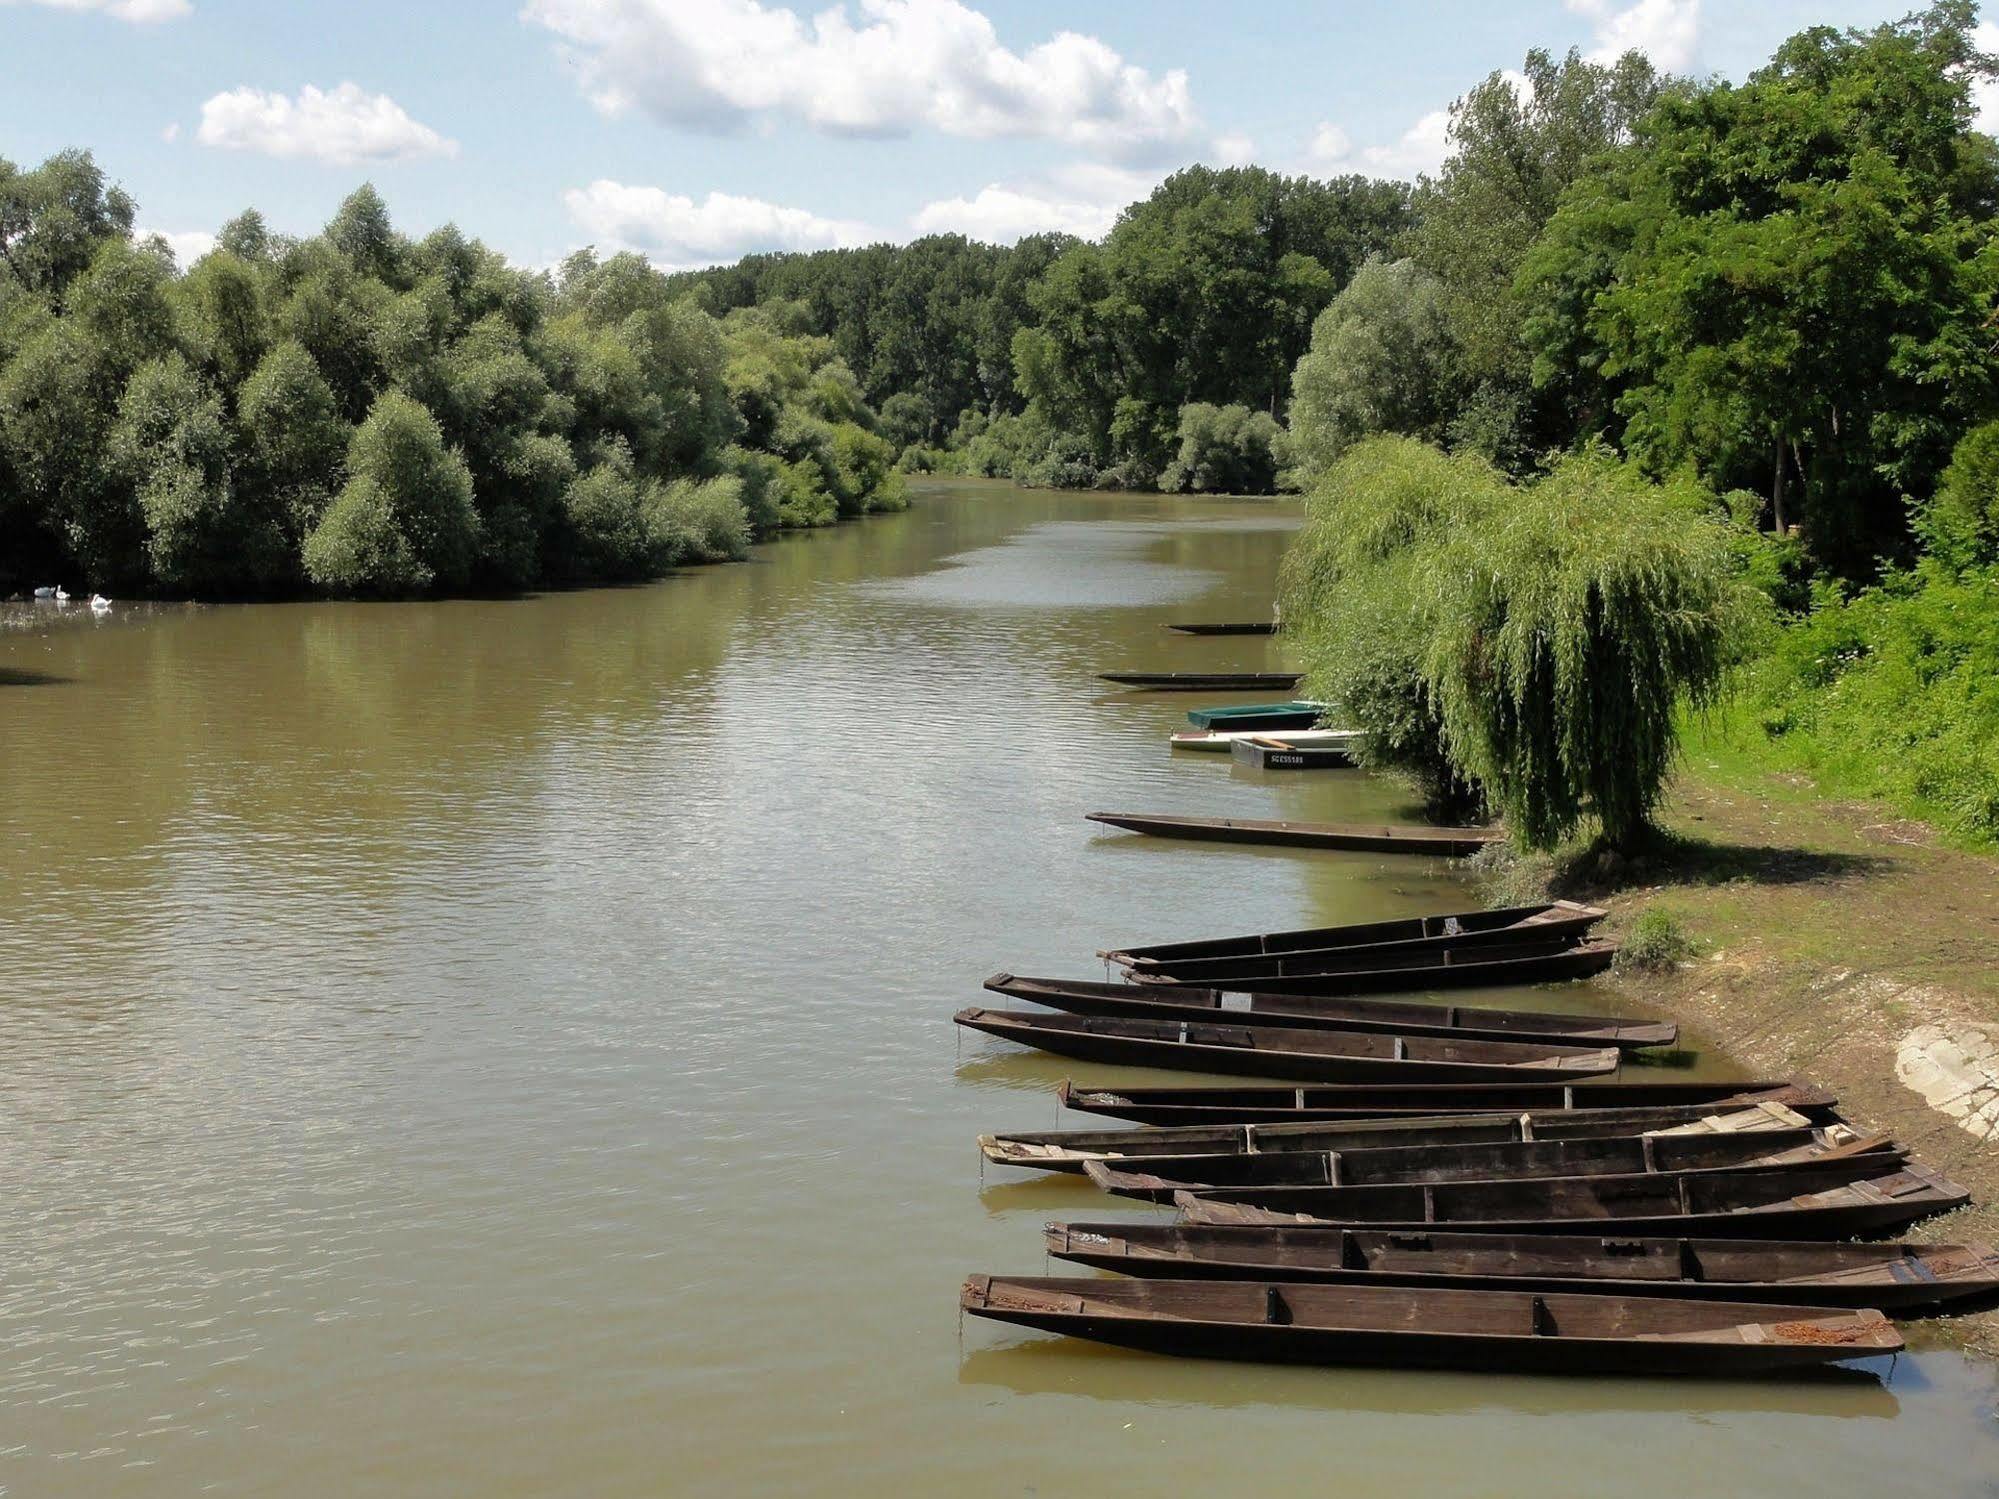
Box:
1120;938;1620;997
1231;736;1356;770
1056;1079;1836;1126
1171;1162;1968;1238
1043;1223;1999;1313
1087;812;1503;856
1081;1128;1896;1202
1100;671;1302;691
979;1100;1819;1173
985;972;1673;1051
1185;703;1324;731
953;1007;1620;1084
959;1275;1902;1375
1104;900;1606;971
1167;622;1279;636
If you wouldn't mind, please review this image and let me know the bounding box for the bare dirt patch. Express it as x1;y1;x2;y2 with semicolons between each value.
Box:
1503;768;1999;1357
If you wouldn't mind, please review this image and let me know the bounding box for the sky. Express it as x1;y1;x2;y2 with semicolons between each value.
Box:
0;0;1985;272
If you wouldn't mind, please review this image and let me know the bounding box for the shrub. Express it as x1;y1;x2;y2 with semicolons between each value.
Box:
646;475;751;564
1157;402;1288;495
1281;438;1747;848
1919;419;1999;573
304;391;478;592
1616;908;1696;972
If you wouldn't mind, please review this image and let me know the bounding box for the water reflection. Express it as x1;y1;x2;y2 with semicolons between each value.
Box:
957;1340;1904;1419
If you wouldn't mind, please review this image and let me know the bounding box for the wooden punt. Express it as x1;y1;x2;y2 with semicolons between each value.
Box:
1170;728;1361;754
984;972;1673;1051
1184;702;1324;731
1104;900;1606;970
1167;622;1279;636
959;1276;1902;1376
1125;938;1619;996
1171;1162;1969;1238
953;1007;1620;1084
1231;736;1358;770
1100;671;1302;691
1081;1129;1895;1202
1087;812;1503;856
1056;1079;1836;1126
1042;1223;1999;1313
979;1100;1819;1173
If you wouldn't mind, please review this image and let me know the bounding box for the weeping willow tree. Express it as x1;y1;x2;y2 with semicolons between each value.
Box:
1280;437;1746;851
1277;436;1504;819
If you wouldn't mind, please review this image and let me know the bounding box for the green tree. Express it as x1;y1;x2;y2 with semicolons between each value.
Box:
1287;258;1457;481
1519;3;1999;575
304;391;478;592
1410;48;1665;459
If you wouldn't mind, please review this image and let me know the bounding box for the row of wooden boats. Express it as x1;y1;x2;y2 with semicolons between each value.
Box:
958;897;1989;1376
958;659;1975;1378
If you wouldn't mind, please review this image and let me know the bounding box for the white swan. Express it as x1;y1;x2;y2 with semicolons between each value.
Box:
53;586;70;602
89;594;111;613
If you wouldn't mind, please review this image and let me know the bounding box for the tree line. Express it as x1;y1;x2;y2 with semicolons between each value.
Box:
1279;2;1999;851
0;166;908;598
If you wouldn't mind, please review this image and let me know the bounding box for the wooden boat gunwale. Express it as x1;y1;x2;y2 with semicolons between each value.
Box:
978;1099;1821;1172
1103;899;1606;970
955;1006;1622;1084
1087;811;1503;856
1118;939;1621;998
1168;1162;1969;1238
984;971;1674;1050
1100;671;1303;692
959;1274;1904;1374
1040;1223;1999;1312
1053;1078;1838;1125
1079;1130;1902;1200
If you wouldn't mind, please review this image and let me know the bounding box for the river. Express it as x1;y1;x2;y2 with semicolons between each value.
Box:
1;479;1993;1496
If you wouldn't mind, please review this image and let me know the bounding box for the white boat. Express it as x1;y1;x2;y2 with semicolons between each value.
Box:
1170;727;1366;754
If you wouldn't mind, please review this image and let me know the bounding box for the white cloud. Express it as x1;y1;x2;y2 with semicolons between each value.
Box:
1974;22;1999;135
523;0;1199;157
197;83;458;166
912;160;1161;243
1566;0;1700;71
1211;132;1256;167
912;185;1117;242
160;121;180;143
137;227;215;266
563;179;876;268
2;0;191;21
1307;108;1452;181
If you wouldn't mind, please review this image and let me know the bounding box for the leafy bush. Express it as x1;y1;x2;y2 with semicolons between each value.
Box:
1753;565;1999;843
304;391;478;592
1281;438;1746;848
1616;908;1695;972
1919;419;1999;573
646;475;751;564
1158;402;1289;494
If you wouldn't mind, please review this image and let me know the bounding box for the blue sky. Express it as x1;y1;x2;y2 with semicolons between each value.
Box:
0;0;1967;271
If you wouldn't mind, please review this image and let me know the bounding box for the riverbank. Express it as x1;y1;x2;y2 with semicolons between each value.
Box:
1483;724;1999;1357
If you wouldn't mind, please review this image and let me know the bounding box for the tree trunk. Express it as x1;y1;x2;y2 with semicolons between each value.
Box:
1770;439;1787;536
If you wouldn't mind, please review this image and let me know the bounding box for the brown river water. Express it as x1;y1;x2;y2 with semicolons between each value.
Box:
1;479;1995;1496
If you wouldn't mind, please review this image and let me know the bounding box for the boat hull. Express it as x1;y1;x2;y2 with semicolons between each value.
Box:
1042;1226;1999;1313
1056;1079;1837;1125
1087;811;1502;856
985;972;1672;1050
960;1277;1901;1376
955;1008;1620;1084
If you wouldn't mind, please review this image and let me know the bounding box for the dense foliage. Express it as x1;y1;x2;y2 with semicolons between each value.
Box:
1276;3;1999;848
1281;438;1743;849
0;160;904;597
674;166;1411;494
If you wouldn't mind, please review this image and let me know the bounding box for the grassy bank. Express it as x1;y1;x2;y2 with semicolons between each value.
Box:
1481;730;1999;1356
